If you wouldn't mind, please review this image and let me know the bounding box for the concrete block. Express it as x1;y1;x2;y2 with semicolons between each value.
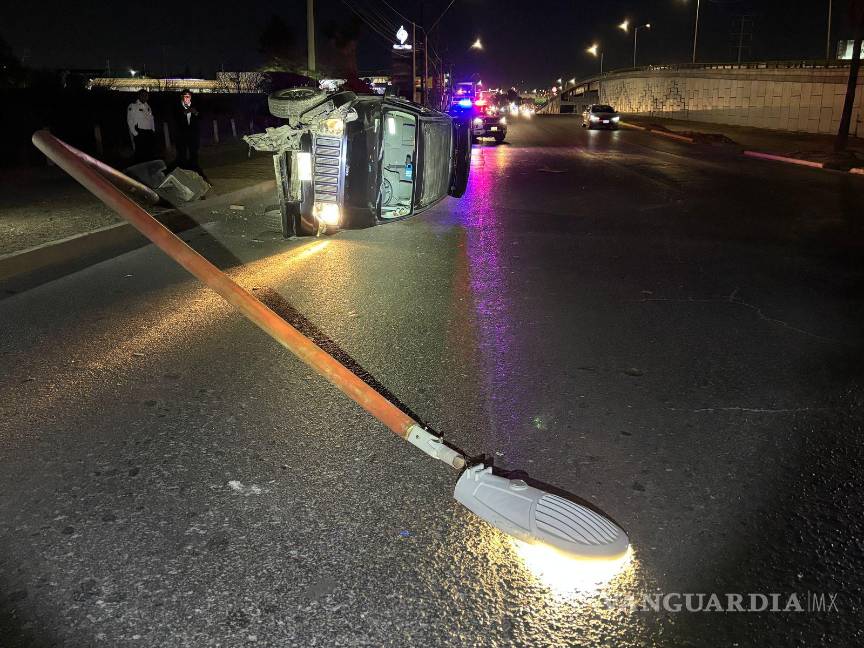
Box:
809;105;822;120
787;117;799;132
742;82;752;98
756;82;766;97
822;91;835;108
789;105;799;120
811;83;823;96
790;82;801;96
818;106;833;133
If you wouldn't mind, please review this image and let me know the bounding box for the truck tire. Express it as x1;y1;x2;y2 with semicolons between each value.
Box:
268;88;328;121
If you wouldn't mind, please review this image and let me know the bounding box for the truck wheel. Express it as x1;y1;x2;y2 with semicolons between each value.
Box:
494;133;505;144
268;88;328;121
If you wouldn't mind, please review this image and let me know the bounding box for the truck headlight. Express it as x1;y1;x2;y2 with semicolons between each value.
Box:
313;202;341;227
473;117;483;126
297;152;312;182
499;117;507;125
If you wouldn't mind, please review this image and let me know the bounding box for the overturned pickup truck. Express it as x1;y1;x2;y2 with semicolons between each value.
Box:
245;88;471;237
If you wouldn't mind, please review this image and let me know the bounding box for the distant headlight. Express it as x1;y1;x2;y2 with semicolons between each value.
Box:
589;115;600;122
499;117;507;125
313;202;341;227
473;117;483;126
611;115;620;122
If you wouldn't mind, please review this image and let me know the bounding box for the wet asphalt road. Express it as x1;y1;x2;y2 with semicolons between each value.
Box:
1;115;863;647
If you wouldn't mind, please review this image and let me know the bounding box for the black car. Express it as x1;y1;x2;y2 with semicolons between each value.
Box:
246;88;471;237
581;104;621;129
471;112;508;143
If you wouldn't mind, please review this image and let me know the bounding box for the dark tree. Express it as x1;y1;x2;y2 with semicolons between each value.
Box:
320;16;363;78
0;33;26;88
258;15;301;72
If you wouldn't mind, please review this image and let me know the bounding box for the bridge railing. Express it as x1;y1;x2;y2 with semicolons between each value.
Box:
565;58;853;96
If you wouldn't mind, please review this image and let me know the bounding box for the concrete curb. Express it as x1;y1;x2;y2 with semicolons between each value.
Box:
620;121;694;143
649;129;695;143
742;150;825;169
0;179;275;296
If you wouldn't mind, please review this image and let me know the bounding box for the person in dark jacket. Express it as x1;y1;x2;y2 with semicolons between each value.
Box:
171;89;206;179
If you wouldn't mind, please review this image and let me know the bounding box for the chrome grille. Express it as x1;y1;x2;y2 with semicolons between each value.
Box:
313;135;344;203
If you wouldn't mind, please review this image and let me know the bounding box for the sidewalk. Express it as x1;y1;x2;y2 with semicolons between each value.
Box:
0;142;275;257
623;115;864;168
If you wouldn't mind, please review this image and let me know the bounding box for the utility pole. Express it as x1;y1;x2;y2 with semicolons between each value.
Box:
826;0;833;61
307;0;316;76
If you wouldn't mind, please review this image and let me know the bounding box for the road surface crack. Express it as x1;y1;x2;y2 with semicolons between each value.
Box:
633;290;848;345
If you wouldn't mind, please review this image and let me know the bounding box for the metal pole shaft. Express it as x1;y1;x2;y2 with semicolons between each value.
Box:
307;0;316;75
692;0;700;63
826;0;833;61
31;130;470;470
412;23;417;102
634;29;638;68
424;31;429;108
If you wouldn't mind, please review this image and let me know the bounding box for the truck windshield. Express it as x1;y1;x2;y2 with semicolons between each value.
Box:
380;109;417;219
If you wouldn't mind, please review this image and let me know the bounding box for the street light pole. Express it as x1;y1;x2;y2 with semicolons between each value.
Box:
692;0;701;63
307;0;316;75
412;23;417;103
826;0;833;61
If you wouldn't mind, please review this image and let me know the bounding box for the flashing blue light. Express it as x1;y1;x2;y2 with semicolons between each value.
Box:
457;98;473;108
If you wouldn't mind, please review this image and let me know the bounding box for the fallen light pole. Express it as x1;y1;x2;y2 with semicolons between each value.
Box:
32;130;629;564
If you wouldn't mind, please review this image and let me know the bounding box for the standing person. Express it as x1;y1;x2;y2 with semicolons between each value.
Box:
172;88;206;180
127;89;156;163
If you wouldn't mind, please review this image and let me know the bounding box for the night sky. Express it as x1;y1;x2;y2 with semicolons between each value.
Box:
1;0;855;90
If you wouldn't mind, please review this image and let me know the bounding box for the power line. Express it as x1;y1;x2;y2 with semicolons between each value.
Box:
341;0;398;45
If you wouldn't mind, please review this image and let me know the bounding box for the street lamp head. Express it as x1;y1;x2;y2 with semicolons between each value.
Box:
645;23;652;29
569;78;575;84
586;44;599;56
618;20;629;32
470;37;483;50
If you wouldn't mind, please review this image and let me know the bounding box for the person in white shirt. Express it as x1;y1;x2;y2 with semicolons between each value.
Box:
127;89;156;163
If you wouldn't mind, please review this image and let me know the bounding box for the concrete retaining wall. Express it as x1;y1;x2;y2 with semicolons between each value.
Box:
598;67;864;135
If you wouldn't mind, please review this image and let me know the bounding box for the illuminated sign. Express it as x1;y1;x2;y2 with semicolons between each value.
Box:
393;25;412;50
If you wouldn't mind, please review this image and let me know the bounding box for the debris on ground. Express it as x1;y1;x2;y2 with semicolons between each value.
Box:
158;168;211;203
